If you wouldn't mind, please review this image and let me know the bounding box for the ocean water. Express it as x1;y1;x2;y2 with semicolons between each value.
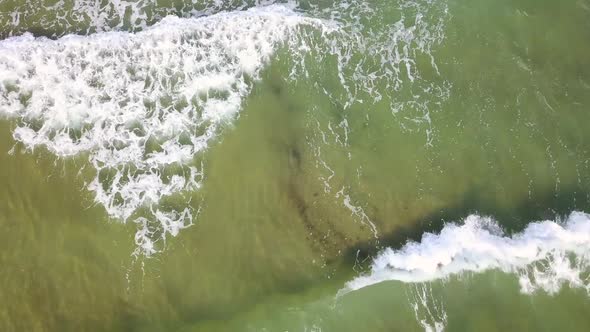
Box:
1;0;590;331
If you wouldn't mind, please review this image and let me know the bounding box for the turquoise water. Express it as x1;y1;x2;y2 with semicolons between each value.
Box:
1;0;590;331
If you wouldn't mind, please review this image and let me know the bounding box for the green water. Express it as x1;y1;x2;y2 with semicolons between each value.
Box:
1;0;590;331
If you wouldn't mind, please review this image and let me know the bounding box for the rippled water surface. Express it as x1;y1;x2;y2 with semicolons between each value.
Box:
1;0;590;331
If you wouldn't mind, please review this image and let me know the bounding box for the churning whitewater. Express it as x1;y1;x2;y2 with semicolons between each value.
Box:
0;4;333;254
0;0;451;254
2;0;590;331
342;212;590;295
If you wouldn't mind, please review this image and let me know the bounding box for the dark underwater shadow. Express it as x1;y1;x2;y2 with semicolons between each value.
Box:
341;185;590;269
132;184;590;331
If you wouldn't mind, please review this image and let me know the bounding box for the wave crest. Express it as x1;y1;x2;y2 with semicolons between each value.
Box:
342;212;590;295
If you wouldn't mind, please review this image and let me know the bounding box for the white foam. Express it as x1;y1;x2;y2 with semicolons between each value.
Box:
299;0;450;145
0;0;452;254
336;186;378;237
0;0;275;38
408;283;447;332
342;212;590;295
0;4;328;255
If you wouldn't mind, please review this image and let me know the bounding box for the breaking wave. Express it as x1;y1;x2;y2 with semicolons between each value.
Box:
342;211;590;295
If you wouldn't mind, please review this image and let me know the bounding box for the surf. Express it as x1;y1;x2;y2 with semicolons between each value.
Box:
0;4;331;255
341;211;590;295
0;0;450;255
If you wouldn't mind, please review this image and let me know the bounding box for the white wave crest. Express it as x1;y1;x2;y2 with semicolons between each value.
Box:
0;4;328;255
342;212;590;295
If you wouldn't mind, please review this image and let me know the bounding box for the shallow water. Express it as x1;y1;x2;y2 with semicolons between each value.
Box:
1;0;590;331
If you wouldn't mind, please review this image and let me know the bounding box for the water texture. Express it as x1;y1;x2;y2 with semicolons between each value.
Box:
1;0;589;331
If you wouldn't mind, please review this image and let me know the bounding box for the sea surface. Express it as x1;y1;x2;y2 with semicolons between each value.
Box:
1;0;590;331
